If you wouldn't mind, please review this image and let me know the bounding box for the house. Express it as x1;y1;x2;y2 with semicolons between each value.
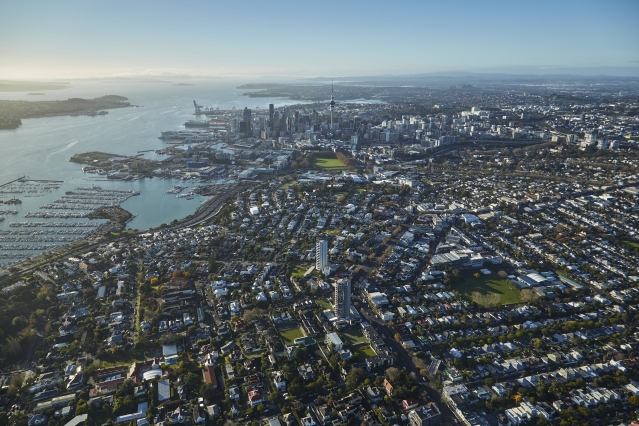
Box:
193;404;206;424
273;371;286;391
28;415;47;426
366;386;383;403
382;378;394;396
267;418;283;426
228;385;240;402
202;365;218;389
207;404;220;418
403;397;420;410
314;405;331;423
248;389;263;407
300;416;316;426
282;413;298;426
297;363;315;380
157;379;171;403
325;333;344;351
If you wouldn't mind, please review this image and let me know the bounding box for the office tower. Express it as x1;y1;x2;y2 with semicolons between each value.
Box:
294;110;299;127
230;117;240;133
273;111;280;135
269;104;274;129
334;278;351;319
243;107;252;129
316;239;328;272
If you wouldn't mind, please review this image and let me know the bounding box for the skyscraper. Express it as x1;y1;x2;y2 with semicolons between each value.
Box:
316;239;328;272
269;104;274;129
273;111;280;136
334;278;351;319
243;107;252;136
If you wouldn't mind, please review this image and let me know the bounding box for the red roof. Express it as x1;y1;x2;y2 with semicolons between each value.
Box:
248;389;262;402
402;397;419;409
202;366;218;388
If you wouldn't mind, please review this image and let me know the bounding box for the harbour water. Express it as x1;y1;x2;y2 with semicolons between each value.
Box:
0;78;386;266
0;79;310;266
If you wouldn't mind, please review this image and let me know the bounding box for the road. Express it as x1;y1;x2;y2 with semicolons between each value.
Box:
357;300;459;425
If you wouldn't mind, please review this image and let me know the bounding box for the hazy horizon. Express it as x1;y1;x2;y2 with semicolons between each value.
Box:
1;0;638;80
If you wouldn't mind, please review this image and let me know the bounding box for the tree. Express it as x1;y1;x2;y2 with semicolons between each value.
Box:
269;390;284;405
184;372;202;390
514;394;523;404
385;367;401;384
75;399;88;415
520;289;540;304
628;395;639;407
345;367;365;392
471;292;500;308
243;308;267;323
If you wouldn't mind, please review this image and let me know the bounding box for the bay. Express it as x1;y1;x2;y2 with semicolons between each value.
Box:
0;79;306;266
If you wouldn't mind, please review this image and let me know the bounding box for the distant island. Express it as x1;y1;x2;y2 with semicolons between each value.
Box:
27;92;46;96
0;95;132;130
0;80;69;92
102;80;171;84
173;83;194;86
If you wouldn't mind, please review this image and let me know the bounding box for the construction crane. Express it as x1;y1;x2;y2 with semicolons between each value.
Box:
193;100;203;115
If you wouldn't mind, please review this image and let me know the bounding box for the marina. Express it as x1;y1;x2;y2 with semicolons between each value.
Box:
0;184;140;267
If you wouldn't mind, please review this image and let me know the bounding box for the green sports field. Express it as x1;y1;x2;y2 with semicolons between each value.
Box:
451;275;521;305
312;157;346;169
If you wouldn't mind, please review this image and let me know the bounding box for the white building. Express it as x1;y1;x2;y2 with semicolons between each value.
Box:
316;239;328;273
325;332;344;351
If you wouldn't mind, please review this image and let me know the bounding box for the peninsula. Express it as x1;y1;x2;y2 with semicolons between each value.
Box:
0;95;132;129
0;80;69;92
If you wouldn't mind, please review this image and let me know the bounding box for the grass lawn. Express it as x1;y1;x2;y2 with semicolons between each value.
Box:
624;240;639;249
451;275;521;305
324;229;341;235
342;328;367;345
244;349;265;359
278;326;305;345
352;345;377;363
291;264;312;278
317;299;332;310
279;180;296;190
312;156;346;169
98;350;149;367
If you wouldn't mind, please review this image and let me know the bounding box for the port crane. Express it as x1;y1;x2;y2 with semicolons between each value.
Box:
193;100;203;115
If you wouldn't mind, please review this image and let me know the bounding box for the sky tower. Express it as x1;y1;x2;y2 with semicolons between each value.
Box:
329;80;335;128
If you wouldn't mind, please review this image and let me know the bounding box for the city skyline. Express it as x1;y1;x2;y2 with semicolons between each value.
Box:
1;0;638;79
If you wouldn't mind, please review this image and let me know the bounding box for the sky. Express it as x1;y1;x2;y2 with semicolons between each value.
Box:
1;0;638;79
